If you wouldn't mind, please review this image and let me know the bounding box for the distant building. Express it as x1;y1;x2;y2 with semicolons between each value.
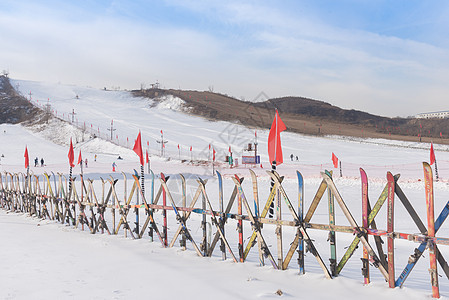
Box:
416;111;449;119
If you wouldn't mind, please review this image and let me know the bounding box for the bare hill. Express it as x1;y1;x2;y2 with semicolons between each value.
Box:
134;88;449;145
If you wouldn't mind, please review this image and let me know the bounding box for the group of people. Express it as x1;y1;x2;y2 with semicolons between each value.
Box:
34;157;45;167
32;153;124;172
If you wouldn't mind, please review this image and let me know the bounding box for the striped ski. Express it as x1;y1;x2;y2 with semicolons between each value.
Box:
387;172;395;288
423;162;440;298
360;168;370;284
297;171;305;274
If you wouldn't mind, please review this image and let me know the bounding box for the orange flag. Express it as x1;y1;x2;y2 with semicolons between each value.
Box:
430;143;436;165
68;138;75;167
332;152;338;168
24;146;29;169
133;131;144;166
268;109;286;165
77;150;83;165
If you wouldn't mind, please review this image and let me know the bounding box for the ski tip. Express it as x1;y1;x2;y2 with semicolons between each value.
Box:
215;170;221;178
386;171;394;182
296;170;303;182
360;168;367;180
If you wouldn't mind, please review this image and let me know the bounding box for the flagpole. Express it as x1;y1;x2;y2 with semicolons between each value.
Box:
270;109;278;218
435;158;439;181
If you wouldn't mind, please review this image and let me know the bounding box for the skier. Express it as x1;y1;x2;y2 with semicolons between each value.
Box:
290;154;294;161
296;156;299;161
112;162;117;172
34;157;38;167
40;158;44;167
85;158;88;168
94;154;97;162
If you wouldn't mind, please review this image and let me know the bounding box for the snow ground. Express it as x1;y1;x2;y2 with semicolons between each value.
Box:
0;79;448;299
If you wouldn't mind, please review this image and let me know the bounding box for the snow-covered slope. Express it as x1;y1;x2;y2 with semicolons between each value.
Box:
0;79;448;299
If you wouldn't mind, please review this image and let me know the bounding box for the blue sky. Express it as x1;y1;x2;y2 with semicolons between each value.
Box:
1;1;449;117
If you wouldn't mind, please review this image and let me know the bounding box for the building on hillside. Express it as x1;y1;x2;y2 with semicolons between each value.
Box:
415;111;449;119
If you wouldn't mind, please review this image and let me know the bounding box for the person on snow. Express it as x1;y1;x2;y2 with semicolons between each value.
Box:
34;157;39;167
112;162;117;172
40;158;44;167
85;158;88;168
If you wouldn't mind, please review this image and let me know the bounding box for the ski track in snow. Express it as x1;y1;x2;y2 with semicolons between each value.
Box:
0;79;447;298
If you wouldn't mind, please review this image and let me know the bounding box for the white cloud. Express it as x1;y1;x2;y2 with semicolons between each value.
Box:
1;1;449;117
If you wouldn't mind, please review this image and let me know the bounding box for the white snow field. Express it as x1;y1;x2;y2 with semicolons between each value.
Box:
0;79;448;299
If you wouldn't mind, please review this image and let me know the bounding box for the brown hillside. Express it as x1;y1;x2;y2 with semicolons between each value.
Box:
134;88;449;145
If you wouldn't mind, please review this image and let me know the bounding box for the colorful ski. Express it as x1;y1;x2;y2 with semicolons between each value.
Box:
326;170;337;276
423;162;440;298
322;171;389;281
336;174;399;275
387;172;395;288
198;178;237;262
395;199;449;287
159;174;203;257
268;171;332;279
360;168;370;284
232;175;279;269
249;169;264;266
297;171;305;274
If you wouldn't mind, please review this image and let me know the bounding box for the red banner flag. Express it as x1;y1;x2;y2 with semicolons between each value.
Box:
133;131;144;166
229;146;231;153
146;150;149;164
190;146;192;151
178;144;180;150
268;109;286;165
161;130;163;135
68;138;75;167
332;152;338;168
24;146;29;169
209;144;211;150
213;148;216;161
430;143;436;165
77;150;82;165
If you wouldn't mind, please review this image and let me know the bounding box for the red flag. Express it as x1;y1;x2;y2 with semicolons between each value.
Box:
268;109;286;165
24;146;29;169
190;146;192;151
440;132;443;137
133;131;144;165
77;150;82;165
430;143;436;165
213;148;216;161
68;138;75;167
161;130;163;135
332;152;338;168
146;150;149;163
209;144;211;150
229;146;231;153
255;130;257;138
178;144;180;150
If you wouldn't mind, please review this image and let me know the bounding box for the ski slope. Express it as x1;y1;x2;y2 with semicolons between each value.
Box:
0;79;448;299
